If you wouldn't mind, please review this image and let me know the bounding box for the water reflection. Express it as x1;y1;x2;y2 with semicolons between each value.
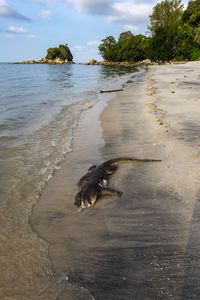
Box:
47;64;74;88
99;65;137;78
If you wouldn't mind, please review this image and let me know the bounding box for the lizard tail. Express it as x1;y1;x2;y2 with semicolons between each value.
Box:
101;157;161;167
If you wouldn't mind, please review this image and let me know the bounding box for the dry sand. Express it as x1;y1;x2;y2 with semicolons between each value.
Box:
29;61;200;300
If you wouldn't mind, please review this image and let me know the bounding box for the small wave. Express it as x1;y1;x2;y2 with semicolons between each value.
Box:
0;135;16;142
0;123;9;130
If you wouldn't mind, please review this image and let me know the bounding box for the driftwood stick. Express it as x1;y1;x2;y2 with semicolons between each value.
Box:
99;89;124;93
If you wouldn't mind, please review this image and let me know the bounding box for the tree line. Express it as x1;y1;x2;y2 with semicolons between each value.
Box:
98;0;200;62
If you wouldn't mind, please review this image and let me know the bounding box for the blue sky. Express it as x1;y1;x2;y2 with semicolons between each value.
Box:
0;0;189;62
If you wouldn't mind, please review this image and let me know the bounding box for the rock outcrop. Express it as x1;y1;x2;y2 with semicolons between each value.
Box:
85;58;152;66
85;59;98;65
16;44;74;64
16;57;74;64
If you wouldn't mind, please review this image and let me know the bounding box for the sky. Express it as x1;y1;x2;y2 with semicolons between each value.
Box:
0;0;189;62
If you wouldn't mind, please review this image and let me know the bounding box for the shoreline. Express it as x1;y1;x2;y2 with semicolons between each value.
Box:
13;58;193;66
31;94;111;299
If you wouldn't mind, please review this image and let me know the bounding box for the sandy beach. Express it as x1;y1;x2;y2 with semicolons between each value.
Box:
31;61;200;300
2;61;200;299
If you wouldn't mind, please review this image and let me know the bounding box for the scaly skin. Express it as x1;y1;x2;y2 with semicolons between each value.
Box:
75;157;161;211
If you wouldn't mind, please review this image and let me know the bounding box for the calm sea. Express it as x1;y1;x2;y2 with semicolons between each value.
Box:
0;63;139;208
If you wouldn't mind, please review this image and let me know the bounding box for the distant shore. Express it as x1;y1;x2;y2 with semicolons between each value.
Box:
14;57;74;64
14;57;150;65
14;57;194;66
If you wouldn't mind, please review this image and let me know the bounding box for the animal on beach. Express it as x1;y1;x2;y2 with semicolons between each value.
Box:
74;157;161;212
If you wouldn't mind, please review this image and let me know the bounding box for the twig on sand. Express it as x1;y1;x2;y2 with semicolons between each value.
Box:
99;89;124;93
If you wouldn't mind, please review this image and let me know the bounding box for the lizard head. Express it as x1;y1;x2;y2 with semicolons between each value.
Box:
74;190;92;212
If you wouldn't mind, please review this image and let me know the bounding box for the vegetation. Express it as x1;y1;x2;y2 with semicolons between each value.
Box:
98;0;200;62
182;0;200;26
148;0;183;34
46;44;73;61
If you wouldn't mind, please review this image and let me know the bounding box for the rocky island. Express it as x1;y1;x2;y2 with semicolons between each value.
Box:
16;43;74;64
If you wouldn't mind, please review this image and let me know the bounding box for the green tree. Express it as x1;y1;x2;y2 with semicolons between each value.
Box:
58;44;73;61
182;0;200;27
118;31;133;41
121;35;148;62
174;23;195;60
148;25;176;61
194;25;200;43
99;34;149;62
148;0;185;61
180;0;200;59
98;36;116;60
149;0;183;34
46;47;60;60
46;44;73;61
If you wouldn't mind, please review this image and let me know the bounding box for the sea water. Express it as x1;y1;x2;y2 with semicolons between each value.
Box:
0;63;139;209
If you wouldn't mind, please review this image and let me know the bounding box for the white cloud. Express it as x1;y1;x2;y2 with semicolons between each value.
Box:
40;9;52;19
62;0;157;17
7;26;28;34
31;0;49;3
61;0;157;31
0;0;30;20
74;45;83;50
30;0;189;31
124;24;139;33
5;32;36;39
108;2;153;24
27;34;36;38
34;0;188;19
87;40;100;46
5;26;36;38
64;0;110;13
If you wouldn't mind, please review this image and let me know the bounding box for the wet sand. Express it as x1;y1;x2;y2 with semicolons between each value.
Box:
13;61;200;299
